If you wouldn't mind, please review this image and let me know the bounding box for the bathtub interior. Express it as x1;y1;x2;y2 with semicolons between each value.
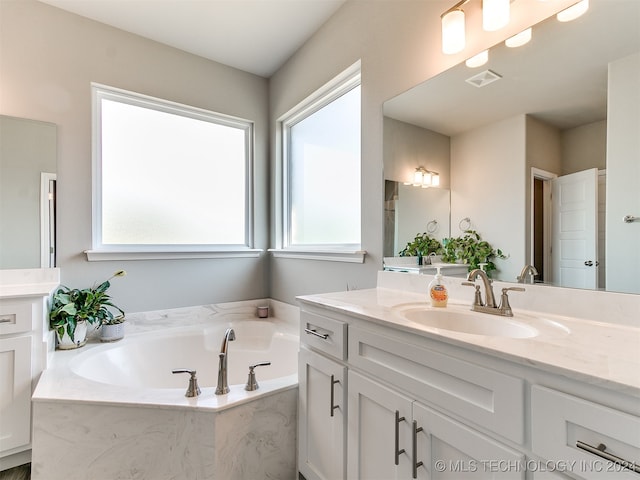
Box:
70;319;299;389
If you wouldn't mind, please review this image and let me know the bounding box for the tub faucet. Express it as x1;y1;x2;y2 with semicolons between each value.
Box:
516;264;539;284
215;328;236;395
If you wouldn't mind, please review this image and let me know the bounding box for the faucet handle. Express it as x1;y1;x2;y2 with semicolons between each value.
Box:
172;369;201;397
498;287;525;317
245;362;271;391
462;282;484;306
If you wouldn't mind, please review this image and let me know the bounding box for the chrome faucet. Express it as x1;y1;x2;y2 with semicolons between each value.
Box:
516;264;539;284
462;269;524;317
215;328;236;395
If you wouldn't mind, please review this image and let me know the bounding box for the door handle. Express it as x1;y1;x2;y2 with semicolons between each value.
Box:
412;420;424;478
395;410;406;465
329;375;339;417
584;260;594;266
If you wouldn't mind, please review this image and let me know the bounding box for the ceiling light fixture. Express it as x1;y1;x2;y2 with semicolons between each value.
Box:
465;50;489;68
505;28;532;47
557;0;589;22
441;6;466;54
482;0;510;31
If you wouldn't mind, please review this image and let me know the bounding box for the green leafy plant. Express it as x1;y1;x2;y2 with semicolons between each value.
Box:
441;230;506;276
399;232;443;258
49;270;126;340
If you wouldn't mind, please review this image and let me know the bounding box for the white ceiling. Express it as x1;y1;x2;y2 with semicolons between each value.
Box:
38;0;346;77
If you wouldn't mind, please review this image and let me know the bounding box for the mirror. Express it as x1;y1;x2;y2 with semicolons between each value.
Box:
383;0;640;294
0;115;57;269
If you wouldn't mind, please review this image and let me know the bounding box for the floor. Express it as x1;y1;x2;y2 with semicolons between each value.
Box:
0;464;30;480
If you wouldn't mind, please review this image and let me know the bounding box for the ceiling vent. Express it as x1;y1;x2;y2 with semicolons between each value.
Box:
465;69;502;88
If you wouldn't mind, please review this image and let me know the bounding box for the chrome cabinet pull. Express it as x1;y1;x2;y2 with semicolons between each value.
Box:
330;374;340;417
304;328;329;340
412;420;424;478
395;410;406;465
576;441;640;474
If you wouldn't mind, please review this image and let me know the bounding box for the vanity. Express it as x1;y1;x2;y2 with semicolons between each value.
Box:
297;271;640;480
0;268;59;470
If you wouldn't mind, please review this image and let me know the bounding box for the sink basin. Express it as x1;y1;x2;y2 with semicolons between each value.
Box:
399;307;539;338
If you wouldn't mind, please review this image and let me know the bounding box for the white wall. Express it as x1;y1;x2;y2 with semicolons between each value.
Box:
451;115;527;282
562;120;607;174
0;0;270;312
606;52;640;294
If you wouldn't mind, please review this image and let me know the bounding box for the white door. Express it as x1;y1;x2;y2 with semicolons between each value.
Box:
347;371;413;480
551;168;598;289
298;347;346;480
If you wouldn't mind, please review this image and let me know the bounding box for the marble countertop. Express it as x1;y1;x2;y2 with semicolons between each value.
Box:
298;287;640;396
0;268;60;298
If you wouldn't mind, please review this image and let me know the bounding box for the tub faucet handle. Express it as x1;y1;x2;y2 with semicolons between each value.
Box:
172;369;201;397
245;361;271;391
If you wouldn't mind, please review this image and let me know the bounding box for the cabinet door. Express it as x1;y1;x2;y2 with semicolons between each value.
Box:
298;347;346;480
413;402;525;480
0;335;33;455
347;371;413;480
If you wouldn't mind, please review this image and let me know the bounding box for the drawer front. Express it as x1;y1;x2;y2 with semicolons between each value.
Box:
531;385;640;480
0;299;35;335
349;326;524;444
300;311;347;360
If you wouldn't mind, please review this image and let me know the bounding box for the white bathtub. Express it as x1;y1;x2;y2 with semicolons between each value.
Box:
71;320;298;394
31;301;300;480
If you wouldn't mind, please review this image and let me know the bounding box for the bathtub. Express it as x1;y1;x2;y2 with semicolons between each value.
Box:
31;301;300;480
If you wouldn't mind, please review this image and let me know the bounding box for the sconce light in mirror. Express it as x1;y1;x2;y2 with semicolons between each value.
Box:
482;0;510;31
505;28;532;47
557;0;589;22
466;50;489;67
405;167;440;188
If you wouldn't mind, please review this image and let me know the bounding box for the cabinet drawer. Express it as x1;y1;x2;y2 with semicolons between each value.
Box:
531;385;640;480
349;326;524;443
300;311;347;360
0;299;35;335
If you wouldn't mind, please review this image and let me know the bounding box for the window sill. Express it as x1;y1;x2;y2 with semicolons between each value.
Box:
268;249;366;263
85;248;264;262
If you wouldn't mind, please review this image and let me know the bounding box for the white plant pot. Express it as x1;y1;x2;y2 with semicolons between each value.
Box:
100;322;125;342
56;320;88;350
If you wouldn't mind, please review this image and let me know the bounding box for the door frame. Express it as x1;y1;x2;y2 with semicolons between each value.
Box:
530;168;556;282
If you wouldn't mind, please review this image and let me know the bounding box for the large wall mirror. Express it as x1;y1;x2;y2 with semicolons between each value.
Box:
383;0;639;294
0;115;57;269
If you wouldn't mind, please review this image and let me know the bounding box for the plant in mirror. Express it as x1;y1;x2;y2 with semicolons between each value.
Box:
382;0;640;294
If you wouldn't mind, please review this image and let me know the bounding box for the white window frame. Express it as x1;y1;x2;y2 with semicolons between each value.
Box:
86;83;260;261
271;61;365;263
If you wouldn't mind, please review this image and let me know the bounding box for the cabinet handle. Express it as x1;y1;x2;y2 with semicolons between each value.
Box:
576;441;640;474
395;410;406;465
0;318;13;323
304;328;329;340
413;421;424;478
329;375;339;417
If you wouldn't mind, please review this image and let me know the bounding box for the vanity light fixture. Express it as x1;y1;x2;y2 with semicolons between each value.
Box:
412;167;426;186
422;170;434;187
505;28;532;47
482;0;510;31
408;168;440;188
557;0;589;22
465;50;489;68
441;6;467;54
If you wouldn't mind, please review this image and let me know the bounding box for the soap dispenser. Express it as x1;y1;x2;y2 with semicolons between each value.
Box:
428;266;448;307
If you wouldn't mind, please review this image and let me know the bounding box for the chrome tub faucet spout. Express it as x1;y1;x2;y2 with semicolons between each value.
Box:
215;328;236;395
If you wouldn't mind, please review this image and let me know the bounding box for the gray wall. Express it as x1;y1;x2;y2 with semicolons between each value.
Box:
0;0;270;312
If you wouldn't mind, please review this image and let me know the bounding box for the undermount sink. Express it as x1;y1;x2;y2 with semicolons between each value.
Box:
398;307;539;338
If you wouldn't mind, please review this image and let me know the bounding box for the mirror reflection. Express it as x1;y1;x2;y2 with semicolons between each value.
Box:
383;0;639;294
0;115;57;269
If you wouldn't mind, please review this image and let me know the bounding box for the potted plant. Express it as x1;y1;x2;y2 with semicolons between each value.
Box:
399;232;443;264
49;270;126;349
441;230;506;277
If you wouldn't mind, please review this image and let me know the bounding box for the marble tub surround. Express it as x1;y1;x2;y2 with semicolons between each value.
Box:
31;299;300;480
298;271;640;394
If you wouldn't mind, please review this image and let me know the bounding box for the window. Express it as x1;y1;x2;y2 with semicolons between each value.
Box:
88;84;257;261
277;63;363;262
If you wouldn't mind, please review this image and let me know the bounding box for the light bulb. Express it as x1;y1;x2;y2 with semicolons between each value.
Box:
483;0;510;31
505;28;532;48
557;0;589;22
465;50;489;68
442;9;465;54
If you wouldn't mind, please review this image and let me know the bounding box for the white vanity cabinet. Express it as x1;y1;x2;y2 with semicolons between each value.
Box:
0;269;58;470
298;311;348;480
298;291;640;480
